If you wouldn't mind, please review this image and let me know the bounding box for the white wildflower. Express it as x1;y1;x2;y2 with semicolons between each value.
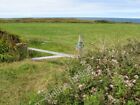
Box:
96;69;102;76
91;56;94;59
37;89;44;94
127;83;134;87
90;87;97;93
91;71;95;75
80;60;86;65
134;75;139;79
63;83;70;90
87;65;92;71
78;84;85;90
124;80;129;84
108;95;116;102
124;75;129;80
82;94;87;98
134;64;138;68
132;80;136;84
112;59;118;64
99;79;103;83
122;51;126;55
109;84;114;89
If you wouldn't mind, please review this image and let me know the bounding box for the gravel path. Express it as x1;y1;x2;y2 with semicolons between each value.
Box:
28;47;75;61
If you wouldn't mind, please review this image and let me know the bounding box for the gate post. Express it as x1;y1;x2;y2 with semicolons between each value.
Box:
76;35;84;58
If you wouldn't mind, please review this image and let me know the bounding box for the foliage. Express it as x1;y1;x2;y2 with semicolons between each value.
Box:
0;18;94;23
0;40;9;53
0;30;28;62
35;40;140;105
94;20;113;23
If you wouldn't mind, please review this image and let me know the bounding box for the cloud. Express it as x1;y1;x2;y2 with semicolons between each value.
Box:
0;0;140;18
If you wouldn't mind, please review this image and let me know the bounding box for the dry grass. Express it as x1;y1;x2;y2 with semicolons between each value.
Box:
0;59;66;105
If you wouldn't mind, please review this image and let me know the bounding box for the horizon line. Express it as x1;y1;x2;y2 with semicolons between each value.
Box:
0;16;140;19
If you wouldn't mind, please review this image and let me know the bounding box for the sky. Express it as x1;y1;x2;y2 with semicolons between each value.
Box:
0;0;140;18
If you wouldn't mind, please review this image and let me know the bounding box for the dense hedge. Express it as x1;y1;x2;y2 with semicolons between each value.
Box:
34;40;140;105
0;30;28;62
0;18;93;23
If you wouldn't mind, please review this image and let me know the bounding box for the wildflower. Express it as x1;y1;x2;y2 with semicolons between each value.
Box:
96;69;102;76
80;60;86;65
72;74;79;82
96;58;98;61
124;80;129;84
78;84;85;90
114;72;118;75
132;79;136;84
90;87;97;93
47;99;52;104
125;84;127;87
105;92;109;95
82;94;87;98
91;71;95;75
111;55;115;58
74;94;79;99
134;64;139;68
63;83;70;90
134;75;139;79
112;59;118;64
108;95;116;103
37;89;44;94
96;65;100;69
105;87;108;90
52;100;58;105
122;51;126;55
109;84;114;89
99;79;103;83
91;56;94;59
112;49;115;53
87;65;92;71
124;80;134;87
124;75;129;80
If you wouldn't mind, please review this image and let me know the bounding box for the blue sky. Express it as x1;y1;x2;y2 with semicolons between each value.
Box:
0;0;140;18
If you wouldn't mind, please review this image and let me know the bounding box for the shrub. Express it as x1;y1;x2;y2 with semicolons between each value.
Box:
0;40;9;54
33;40;140;105
94;20;112;23
0;30;28;62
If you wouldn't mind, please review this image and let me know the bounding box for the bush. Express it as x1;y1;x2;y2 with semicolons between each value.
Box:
0;40;9;54
94;20;113;23
0;30;28;62
34;40;140;105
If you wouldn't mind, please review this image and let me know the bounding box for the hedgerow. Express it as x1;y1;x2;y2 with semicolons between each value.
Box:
34;40;140;105
0;30;28;62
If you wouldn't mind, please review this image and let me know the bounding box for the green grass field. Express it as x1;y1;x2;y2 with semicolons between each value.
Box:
1;23;140;53
0;23;140;105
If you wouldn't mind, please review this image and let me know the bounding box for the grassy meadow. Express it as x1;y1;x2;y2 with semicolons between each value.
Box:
0;22;140;105
1;23;140;53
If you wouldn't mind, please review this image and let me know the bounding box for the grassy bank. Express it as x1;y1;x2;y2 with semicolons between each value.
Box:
0;30;28;62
